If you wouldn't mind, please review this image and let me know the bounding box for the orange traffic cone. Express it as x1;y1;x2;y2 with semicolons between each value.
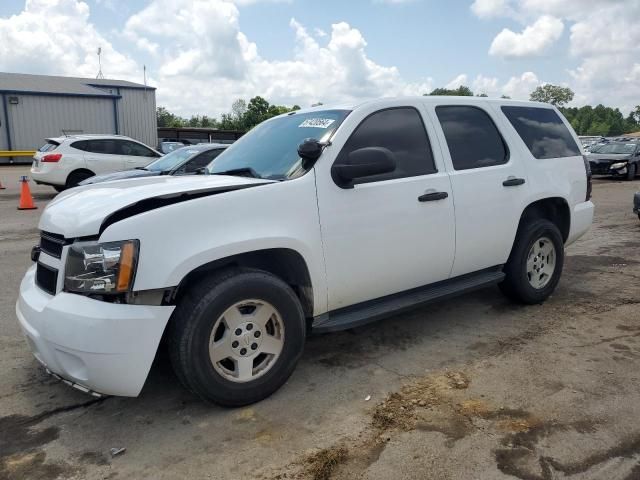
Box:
18;176;37;210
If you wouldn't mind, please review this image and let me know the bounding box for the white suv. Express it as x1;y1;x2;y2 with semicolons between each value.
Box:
31;134;162;191
17;97;593;406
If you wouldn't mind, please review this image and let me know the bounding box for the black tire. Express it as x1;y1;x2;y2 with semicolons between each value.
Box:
168;267;306;407
53;185;65;193
66;170;93;188
500;218;564;304
627;163;637;181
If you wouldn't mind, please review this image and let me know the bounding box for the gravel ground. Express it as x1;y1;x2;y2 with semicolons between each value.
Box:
1;166;639;480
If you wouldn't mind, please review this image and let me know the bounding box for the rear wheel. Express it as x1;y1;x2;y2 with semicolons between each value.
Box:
53;185;65;193
66;170;93;188
500;219;564;304
627;163;637;181
169;268;306;406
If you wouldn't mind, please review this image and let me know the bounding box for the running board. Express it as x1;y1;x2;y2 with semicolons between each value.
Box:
312;268;505;333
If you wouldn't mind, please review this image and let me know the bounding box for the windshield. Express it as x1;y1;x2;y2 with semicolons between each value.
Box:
145;147;202;172
208;109;350;180
591;143;637;155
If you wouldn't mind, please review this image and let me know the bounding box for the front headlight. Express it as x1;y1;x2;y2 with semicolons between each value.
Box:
611;162;627;170
64;240;139;294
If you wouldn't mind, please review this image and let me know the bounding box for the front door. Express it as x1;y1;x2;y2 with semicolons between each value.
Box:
315;105;456;311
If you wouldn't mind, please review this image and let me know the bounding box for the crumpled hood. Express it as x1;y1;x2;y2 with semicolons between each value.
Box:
40;175;273;238
587;153;631;162
78;169;159;185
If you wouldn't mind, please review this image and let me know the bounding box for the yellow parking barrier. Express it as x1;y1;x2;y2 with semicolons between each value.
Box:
0;151;36;157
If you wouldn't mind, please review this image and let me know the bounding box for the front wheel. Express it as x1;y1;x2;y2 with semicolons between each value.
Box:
168;268;306;406
500;219;564;304
627;163;637;181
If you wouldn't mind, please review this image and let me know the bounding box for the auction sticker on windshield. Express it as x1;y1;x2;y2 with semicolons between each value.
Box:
299;118;335;129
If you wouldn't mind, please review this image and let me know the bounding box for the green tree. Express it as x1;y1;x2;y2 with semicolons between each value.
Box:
529;84;574;107
156;106;186;127
427;86;474;96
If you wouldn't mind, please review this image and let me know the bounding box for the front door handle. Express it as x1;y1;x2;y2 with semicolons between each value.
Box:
418;191;448;202
503;177;525;187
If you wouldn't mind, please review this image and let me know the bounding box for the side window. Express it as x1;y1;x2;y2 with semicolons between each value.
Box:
436;106;508;170
71;140;89;152
336;107;436;184
183;149;223;173
85;140;119;155
119;140;157;157
501;106;581;159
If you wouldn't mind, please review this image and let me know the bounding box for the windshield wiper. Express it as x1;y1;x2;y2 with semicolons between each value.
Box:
135;167;148;171
211;167;262;179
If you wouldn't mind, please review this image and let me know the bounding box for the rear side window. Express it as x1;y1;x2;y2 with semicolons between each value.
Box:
436;105;508;170
501;106;581;159
73;140;119;155
336;107;436;184
38;141;59;152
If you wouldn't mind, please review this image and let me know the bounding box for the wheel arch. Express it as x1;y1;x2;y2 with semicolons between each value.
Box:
65;168;95;186
517;197;571;243
171;248;314;318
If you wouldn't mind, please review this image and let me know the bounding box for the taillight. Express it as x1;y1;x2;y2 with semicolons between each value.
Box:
42;153;62;163
583;155;592;201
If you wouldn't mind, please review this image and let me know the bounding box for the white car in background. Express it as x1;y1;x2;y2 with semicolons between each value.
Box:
31;134;162;191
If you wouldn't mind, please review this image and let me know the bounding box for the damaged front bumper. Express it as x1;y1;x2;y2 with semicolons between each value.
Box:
16;265;175;397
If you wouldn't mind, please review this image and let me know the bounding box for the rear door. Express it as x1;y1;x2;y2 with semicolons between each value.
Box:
429;102;530;277
117;140;160;169
82;139;126;174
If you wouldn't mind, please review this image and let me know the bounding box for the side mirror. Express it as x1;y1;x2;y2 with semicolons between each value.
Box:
331;147;396;188
297;138;324;161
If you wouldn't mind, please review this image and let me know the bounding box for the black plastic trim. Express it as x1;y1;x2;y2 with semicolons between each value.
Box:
312;267;505;333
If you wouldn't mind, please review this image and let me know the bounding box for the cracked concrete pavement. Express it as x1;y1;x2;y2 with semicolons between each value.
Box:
1;166;639;479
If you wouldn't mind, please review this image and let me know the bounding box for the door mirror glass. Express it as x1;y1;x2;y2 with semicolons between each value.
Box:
331;147;396;188
297;138;324;161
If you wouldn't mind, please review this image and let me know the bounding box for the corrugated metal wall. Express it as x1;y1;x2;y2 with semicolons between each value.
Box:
0;96;8;150
117;88;157;148
7;95;115;150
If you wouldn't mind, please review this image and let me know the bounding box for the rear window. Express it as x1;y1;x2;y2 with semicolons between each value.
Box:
501;106;581;159
38;141;59;152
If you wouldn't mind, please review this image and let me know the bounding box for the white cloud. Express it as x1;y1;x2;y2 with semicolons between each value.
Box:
489;15;563;57
501;71;540;99
445;74;468;90
123;1;434;116
470;0;513;19
472;74;500;96
0;0;140;79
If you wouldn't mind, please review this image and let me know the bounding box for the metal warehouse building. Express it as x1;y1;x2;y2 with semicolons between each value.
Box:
0;72;156;163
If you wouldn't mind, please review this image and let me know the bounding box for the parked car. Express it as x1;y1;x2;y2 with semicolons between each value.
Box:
17;97;593;406
31;134;162;191
79;144;228;186
579;136;605;152
159;141;187;154
587;141;640;180
634;191;640;220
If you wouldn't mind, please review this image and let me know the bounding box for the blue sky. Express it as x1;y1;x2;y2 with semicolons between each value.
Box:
0;0;638;116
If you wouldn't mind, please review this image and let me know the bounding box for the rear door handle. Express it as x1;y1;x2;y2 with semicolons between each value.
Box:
503;177;525;187
418;191;448;202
